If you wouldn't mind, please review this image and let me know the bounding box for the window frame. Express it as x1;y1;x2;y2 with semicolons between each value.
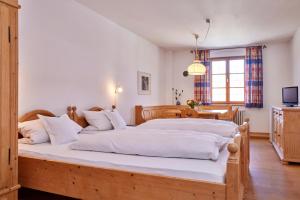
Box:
210;56;245;105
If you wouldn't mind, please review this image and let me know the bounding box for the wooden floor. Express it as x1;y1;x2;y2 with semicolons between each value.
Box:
245;139;300;200
19;139;300;200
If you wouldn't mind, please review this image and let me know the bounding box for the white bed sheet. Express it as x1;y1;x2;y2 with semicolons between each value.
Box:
18;131;230;183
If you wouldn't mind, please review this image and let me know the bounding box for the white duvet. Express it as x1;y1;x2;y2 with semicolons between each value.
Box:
137;118;238;137
71;129;229;160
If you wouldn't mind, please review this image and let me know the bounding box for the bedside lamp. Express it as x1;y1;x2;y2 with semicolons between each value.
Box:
112;85;123;109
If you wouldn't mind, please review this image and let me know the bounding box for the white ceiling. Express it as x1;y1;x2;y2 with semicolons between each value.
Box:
75;0;300;50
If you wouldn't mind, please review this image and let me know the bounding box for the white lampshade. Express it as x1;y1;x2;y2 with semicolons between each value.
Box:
187;60;206;75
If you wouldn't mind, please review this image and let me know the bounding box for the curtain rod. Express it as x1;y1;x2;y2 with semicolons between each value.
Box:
190;44;267;53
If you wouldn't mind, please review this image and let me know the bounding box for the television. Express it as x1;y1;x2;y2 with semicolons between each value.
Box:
282;86;298;107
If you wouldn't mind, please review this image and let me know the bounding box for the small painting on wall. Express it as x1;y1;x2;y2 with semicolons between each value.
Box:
137;71;151;95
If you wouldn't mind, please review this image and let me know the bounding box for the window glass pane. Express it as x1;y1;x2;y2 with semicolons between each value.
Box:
230;88;244;102
212;75;226;88
212;88;226;102
230;74;244;87
212;61;226;74
230;59;244;73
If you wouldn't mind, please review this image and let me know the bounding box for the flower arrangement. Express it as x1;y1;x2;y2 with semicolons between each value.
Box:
172;88;184;105
186;99;199;109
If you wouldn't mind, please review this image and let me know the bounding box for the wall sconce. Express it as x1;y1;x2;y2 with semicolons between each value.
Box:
115;86;123;94
112;85;123;109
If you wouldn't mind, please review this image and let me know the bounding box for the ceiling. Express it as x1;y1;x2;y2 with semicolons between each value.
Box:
75;0;300;50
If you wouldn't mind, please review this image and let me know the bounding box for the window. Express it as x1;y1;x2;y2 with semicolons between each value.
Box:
211;57;245;104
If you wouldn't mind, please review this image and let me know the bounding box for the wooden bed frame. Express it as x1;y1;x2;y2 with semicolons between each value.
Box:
135;105;234;125
18;106;249;200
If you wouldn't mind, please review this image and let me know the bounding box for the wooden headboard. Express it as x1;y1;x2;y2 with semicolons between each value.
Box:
19;110;56;122
135;105;189;125
19;106;104;129
67;106;104;128
18;109;56;138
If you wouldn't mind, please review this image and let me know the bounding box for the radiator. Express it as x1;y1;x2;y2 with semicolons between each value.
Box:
233;107;245;125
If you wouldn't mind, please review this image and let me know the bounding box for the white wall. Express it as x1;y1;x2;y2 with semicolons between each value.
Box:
19;0;167;124
19;0;296;131
167;41;293;132
161;51;174;104
291;28;300;91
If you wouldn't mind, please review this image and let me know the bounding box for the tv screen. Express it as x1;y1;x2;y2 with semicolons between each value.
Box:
282;87;298;106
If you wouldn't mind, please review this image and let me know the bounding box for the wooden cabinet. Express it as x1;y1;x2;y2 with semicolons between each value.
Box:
0;0;19;199
271;106;300;164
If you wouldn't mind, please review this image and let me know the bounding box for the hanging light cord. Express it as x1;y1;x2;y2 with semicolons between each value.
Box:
193;19;211;59
203;19;211;42
194;34;199;59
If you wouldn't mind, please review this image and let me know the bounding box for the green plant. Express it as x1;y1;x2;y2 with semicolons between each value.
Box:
186;99;199;109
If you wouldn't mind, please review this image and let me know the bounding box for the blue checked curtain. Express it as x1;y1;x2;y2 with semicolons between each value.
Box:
194;50;211;104
245;46;263;108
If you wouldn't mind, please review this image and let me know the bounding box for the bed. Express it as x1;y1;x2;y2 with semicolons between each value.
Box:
18;106;249;200
134;105;234;124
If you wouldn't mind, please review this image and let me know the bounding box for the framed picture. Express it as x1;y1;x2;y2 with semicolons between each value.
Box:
137;71;151;95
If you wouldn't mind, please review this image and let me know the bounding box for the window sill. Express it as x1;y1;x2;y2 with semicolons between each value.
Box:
211;103;245;106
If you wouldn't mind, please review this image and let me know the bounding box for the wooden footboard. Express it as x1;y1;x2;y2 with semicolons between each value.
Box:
226;121;250;200
19;156;226;200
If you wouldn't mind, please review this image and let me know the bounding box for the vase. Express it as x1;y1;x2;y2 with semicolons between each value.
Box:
176;101;181;105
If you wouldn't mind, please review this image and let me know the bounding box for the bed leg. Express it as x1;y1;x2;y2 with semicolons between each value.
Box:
226;121;249;200
240;122;250;189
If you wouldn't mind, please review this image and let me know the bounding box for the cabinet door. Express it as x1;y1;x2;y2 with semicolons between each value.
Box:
0;2;18;199
0;1;13;192
8;4;18;194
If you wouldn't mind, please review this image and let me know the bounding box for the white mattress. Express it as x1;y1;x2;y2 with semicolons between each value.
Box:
18;132;229;183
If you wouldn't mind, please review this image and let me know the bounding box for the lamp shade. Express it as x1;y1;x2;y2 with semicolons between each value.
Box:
187;60;206;75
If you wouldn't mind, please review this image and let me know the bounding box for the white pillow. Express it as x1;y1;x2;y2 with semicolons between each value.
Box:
83;111;113;131
105;109;127;129
38;114;82;145
18;119;50;144
83;125;99;131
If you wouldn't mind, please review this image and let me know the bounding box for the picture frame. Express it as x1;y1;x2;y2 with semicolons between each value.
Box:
137;71;151;95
